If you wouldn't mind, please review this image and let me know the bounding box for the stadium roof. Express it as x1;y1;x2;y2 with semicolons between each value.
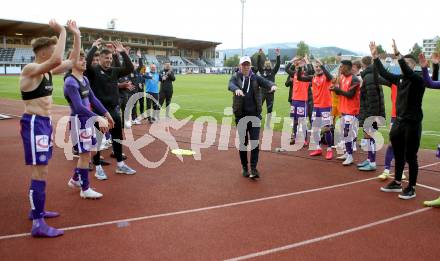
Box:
0;19;53;36
0;18;221;49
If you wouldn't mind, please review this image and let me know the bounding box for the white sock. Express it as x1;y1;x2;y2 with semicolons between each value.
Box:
370;162;376;167
384;169;390;174
117;161;125;167
96;165;103;171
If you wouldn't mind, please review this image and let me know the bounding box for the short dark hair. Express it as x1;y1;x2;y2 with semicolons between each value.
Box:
31;36;58;53
361;56;372;66
341;60;352;68
100;49;112;56
403;54;417;63
93;51;100;57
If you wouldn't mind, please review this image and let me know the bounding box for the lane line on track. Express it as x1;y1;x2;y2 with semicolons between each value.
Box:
0;163;438;241
225;208;431;261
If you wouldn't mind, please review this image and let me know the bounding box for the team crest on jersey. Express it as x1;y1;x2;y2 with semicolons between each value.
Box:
35;135;50;152
322;111;331;120
297;107;305;115
79;128;93;142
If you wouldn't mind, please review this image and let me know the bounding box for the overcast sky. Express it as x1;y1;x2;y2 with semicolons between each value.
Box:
1;0;439;54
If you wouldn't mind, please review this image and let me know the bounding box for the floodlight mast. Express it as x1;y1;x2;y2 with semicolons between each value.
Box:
241;0;246;56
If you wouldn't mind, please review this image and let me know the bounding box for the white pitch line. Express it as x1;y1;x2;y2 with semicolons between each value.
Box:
225;208;430;261
0;177;378;240
0;162;438;241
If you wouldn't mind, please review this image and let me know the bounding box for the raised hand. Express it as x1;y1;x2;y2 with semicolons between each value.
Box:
369;41;378;59
258;48;264;55
92;38;102;49
48;19;64;33
275;48;280;56
66;20;80;36
112;41;125;53
270;85;277;93
136;49;142;58
125;46;131;54
432;53;440;64
419;53;428;68
105;43;115;53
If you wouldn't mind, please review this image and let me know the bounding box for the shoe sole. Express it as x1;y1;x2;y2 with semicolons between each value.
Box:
115;170;136;175
68;183;81;189
94;175;108;180
357;164;369;168
358;168;376;171
342;162;353;166
80;195;103;199
398;194;416;200
380;187;402;193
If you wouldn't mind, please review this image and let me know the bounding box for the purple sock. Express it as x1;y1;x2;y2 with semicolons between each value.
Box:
77;168;89;191
324;130;333;147
368;138;376;163
385;145;394;170
436;144;440;158
344;123;353;154
30;180;46;220
72;168;80;181
345;141;353;154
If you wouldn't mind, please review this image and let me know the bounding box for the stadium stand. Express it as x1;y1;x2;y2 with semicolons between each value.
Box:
169;56;187;66
0;48;15;62
181;57;195;66
0;18;221;74
143;54;160;66
156;55;170;64
13;48;33;63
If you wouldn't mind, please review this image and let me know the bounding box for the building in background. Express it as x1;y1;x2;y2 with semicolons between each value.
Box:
423;36;440;58
0;18;220;74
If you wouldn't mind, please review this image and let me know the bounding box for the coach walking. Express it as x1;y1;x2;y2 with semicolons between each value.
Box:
228;56;277;180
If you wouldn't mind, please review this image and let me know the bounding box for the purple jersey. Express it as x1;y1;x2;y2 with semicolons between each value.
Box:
20;114;53;165
64;75;107;117
64;75;105;153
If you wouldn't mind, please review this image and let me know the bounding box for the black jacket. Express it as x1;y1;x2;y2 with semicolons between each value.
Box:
374;58;425;122
228;72;274;118
258;55;280;82
358;64;386;126
285;74;293;102
85;46;134;108
159;69;176;92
